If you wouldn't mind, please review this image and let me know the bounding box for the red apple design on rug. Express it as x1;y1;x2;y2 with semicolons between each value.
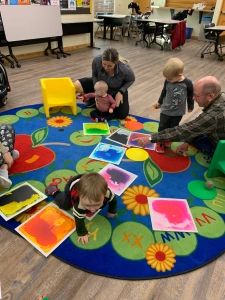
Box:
143;149;191;187
10;128;56;174
147;148;191;173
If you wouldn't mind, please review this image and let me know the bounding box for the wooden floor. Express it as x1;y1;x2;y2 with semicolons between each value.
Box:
0;37;225;300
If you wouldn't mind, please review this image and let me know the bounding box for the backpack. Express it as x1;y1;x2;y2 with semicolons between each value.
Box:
0;62;10;107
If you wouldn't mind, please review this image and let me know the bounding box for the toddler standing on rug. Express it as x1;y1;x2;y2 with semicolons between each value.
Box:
152;57;194;153
45;173;117;244
0;124;19;189
83;81;116;122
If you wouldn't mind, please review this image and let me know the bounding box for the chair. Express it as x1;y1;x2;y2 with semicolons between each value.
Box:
94;13;105;38
128;16;140;39
94;12;112;38
0;19;16;68
207;140;225;178
113;16;131;39
40;77;76;118
104;17;124;40
200;23;224;60
94;18;104;37
135;19;156;47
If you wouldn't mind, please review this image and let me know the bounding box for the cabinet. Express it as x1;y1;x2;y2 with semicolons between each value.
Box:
139;0;151;13
217;1;225;25
165;0;216;10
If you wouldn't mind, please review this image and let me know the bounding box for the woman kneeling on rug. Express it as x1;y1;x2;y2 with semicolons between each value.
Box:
0;124;19;189
45;173;117;245
74;47;135;120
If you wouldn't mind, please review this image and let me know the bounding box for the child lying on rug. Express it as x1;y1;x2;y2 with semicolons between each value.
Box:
45;173;117;244
83;81;116;122
0;124;19;189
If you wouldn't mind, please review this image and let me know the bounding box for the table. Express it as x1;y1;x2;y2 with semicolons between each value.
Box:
135;18;181;50
203;26;225;61
62;20;96;48
97;14;126;40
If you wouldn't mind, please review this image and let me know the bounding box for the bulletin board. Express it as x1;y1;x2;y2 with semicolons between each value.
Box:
60;0;92;14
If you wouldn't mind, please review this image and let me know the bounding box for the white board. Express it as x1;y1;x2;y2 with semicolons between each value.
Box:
0;5;62;42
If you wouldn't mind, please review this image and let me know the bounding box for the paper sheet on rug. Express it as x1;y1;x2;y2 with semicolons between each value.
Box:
106;128;130;146
0;182;47;221
83;122;110;135
89;142;126;165
127;132;155;150
15;203;76;257
99;164;137;196
148;197;198;232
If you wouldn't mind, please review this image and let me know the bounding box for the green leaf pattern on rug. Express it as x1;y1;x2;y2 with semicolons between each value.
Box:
31;127;48;147
144;158;162;187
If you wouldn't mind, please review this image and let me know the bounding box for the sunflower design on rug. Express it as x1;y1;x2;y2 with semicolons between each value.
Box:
146;242;176;272
47;116;72;128
122;185;159;216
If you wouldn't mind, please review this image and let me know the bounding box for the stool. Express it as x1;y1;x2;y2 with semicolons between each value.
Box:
40;77;76;118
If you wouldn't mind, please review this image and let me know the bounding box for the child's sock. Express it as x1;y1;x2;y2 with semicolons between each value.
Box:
45;184;60;197
0;169;12;189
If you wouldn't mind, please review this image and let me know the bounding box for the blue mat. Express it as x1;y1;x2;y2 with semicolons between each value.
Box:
0;104;225;280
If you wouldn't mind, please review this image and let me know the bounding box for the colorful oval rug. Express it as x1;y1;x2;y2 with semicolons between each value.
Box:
0;104;224;279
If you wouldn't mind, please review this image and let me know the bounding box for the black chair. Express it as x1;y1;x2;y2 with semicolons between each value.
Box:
94;13;105;38
135;19;156;47
0;20;15;68
113;16;131;40
128;16;140;39
94;13;113;39
104;17;124;40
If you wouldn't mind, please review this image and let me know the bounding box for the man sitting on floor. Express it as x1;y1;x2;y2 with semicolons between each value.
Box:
135;75;225;159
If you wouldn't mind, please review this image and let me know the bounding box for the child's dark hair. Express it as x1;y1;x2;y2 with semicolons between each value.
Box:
102;48;119;64
78;173;107;205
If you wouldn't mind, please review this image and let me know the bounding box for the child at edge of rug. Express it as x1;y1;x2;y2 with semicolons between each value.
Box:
153;57;194;154
83;80;116;122
0;124;20;189
45;173;117;245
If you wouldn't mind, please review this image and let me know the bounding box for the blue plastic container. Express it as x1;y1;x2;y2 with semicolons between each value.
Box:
186;27;193;39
